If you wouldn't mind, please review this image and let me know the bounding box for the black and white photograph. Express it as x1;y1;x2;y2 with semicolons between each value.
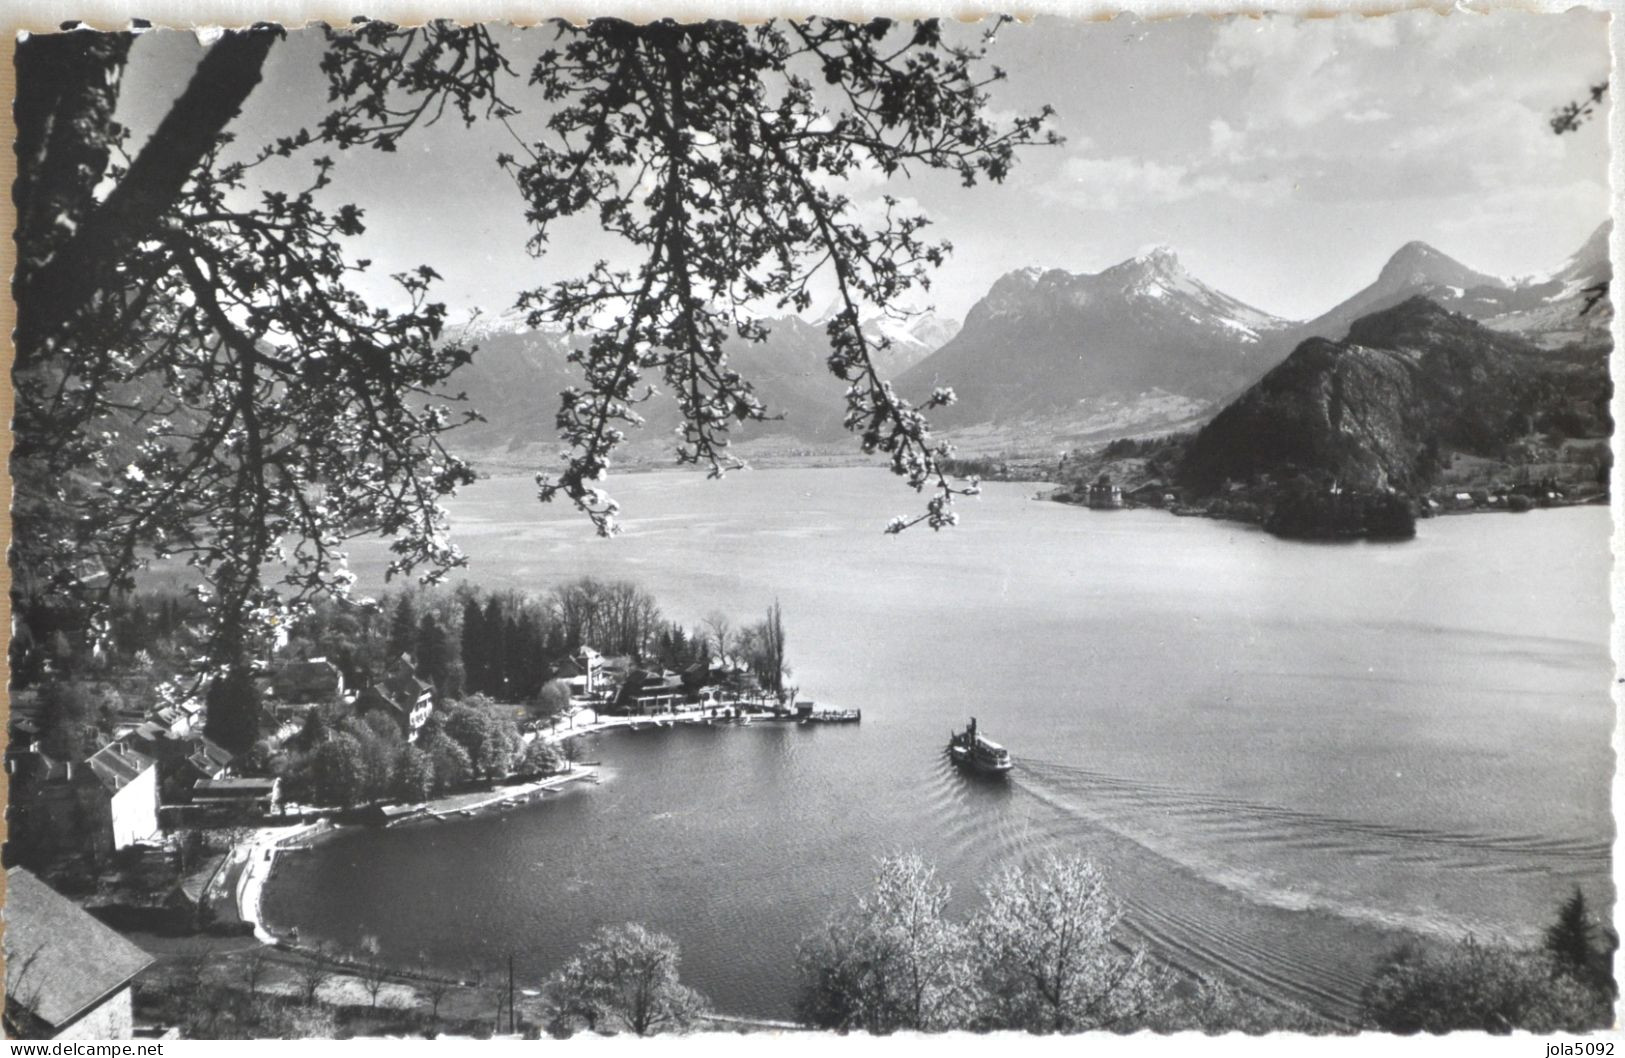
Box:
4;4;1618;1043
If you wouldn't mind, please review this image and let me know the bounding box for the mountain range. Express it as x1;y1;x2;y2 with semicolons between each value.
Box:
439;310;955;458
436;221;1610;461
896;247;1296;439
1292;223;1612;350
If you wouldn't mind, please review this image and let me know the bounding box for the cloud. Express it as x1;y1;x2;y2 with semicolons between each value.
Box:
1190;11;1607;207
1038;152;1289;211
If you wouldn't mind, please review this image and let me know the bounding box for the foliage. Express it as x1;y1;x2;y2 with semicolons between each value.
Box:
1551;81;1609;135
549;577;663;658
34;680;115;760
1141;975;1336;1034
15;28;477;740
136;956;340;1039
14;18;1052;701
423;731;473;792
485;18;1052;535
1544;888;1618;1000
1361;937;1610;1034
390;744;436;802
517;739;568;777
1263;480;1416;541
205;664;265;752
358;935;389;1009
441;698;523;778
309;732;369;806
796;851;1342;1036
737;600;790;698
969;855;1159;1032
795;853;972;1032
544;923;710;1036
294;948;335;1006
536;678;573;717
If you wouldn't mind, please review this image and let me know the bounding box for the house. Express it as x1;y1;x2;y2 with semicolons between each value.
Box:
559;646;606;702
191;777;281;818
9;738;164;854
259;703;304;748
82;741;161;851
1086;478;1124;509
150;698;205;736
120;724;233;801
271;656;345;703
615;669;687;714
1125;480;1172;508
4;868;155;1038
5;745;85;859
356;653;435;741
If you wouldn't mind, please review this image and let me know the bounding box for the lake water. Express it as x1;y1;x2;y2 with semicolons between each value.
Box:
262;468;1615;1022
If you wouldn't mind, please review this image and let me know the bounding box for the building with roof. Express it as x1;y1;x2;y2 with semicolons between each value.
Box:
559;646;609;704
271;656;345;703
4;868;155;1038
82;742;161;850
1086;478;1124;509
1125;480;1175;508
191;777;281;817
614;669;687;714
151;698;205;737
4;745;85;861
119;724;233;802
356;653;435;741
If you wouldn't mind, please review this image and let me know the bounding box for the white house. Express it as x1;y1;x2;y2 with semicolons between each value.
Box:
83;742;160;851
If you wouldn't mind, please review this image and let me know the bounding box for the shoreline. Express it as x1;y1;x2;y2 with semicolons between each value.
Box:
229;713;814;1033
237;706;793;942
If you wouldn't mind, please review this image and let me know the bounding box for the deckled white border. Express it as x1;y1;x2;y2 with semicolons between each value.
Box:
0;2;1619;1055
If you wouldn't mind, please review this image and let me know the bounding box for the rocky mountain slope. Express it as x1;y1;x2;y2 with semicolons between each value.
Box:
1177;297;1611;495
897;248;1295;438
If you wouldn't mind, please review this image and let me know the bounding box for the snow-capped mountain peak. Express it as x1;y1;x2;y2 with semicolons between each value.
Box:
1376;240;1507;292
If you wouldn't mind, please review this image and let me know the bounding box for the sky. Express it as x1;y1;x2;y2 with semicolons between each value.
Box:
112;11;1612;326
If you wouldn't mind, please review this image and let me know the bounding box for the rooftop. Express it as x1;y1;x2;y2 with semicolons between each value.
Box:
84;742;156;794
4;868;155;1030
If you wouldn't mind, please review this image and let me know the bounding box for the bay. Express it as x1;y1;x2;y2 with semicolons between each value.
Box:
262;467;1614;1022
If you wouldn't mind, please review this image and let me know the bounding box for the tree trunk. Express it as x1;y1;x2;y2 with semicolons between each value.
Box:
16;28;279;358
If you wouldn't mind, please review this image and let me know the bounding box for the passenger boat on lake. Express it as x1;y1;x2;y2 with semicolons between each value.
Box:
948;718;1013;776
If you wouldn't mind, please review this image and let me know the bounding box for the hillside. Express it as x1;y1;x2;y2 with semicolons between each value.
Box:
436;311;954;461
1177;297;1611;496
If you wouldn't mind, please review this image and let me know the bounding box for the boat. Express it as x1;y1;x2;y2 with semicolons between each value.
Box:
805;708;861;725
948;718;1013;776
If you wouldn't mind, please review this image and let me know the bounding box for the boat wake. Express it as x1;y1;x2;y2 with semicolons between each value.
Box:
995;758;1610;1022
1019;758;1610;865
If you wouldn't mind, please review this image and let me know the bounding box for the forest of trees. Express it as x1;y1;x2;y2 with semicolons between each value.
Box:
273;694;565;810
11;575;792;794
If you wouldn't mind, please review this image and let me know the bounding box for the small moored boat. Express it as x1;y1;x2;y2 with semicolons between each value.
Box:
948;717;1013;776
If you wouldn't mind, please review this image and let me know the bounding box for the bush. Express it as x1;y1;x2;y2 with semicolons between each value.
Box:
544;924;709;1036
1361;939;1611;1034
794;853;972;1033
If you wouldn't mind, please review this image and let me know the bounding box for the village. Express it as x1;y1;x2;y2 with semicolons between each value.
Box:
4;590;854;1039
